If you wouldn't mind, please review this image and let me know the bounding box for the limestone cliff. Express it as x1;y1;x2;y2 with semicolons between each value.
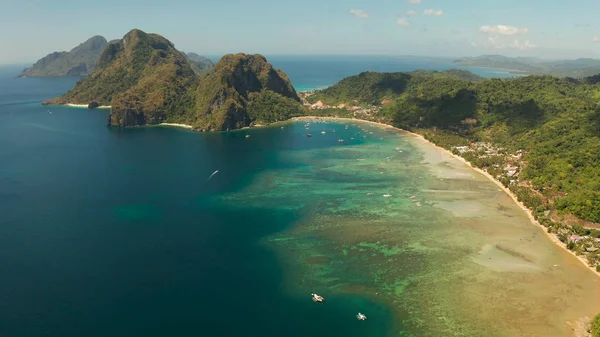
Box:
193;53;300;130
44;29;303;130
45;29;198;127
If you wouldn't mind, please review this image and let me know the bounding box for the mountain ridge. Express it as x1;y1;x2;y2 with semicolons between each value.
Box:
454;55;600;78
44;29;303;131
19;36;108;77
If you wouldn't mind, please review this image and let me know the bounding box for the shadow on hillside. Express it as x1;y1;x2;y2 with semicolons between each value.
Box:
589;107;600;135
392;89;477;128
482;99;544;132
371;73;410;98
424;89;477;127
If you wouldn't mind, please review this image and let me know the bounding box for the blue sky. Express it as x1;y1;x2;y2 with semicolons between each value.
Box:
1;0;600;64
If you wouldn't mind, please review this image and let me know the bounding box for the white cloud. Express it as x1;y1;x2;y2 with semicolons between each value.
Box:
593;37;600;43
479;37;537;50
406;10;417;16
511;40;537;50
479;25;529;36
397;18;411;27
423;9;443;16
349;9;369;18
408;0;421;4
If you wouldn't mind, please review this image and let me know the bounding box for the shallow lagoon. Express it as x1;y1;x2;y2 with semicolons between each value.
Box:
221;120;600;336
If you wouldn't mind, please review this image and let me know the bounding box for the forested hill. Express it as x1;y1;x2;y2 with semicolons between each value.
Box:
44;29;303;131
307;71;600;225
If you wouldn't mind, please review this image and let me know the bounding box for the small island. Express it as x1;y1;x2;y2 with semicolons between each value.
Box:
44;29;304;131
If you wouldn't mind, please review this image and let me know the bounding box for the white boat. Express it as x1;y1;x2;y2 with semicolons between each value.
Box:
321;131;326;134
245;135;250;138
383;194;392;198
311;293;324;303
356;313;367;320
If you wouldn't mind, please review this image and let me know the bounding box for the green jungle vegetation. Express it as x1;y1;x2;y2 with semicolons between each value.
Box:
44;29;302;131
308;71;600;226
247;89;306;124
19;36;108;77
593;313;600;337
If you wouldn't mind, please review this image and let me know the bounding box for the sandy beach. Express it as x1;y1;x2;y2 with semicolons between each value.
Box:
292;116;600;279
158;123;193;129
64;103;111;109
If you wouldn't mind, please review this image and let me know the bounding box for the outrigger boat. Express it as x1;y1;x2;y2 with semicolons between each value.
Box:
356;312;367;320
311;293;324;303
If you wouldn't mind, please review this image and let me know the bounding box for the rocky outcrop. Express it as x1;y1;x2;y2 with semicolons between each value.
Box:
44;30;303;130
45;28;197;127
193;53;300;131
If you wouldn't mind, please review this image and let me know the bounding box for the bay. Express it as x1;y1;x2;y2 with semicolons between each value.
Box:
0;60;599;337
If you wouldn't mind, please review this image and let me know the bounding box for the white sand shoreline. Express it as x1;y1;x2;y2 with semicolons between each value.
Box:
292;116;600;278
61;103;112;109
157;123;193;129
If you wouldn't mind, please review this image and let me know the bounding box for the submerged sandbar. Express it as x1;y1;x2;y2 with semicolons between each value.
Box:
220;120;600;336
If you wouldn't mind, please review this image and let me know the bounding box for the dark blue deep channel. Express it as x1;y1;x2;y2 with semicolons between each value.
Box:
0;65;394;337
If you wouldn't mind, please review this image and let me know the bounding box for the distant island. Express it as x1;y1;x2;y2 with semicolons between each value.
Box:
454;54;600;78
44;29;303;131
20;35;214;79
185;52;214;74
19;36;108;77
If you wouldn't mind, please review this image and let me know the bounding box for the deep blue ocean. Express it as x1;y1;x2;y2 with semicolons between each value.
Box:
0;57;518;337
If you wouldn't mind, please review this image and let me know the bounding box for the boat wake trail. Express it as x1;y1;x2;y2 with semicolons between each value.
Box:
0;100;43;108
206;170;219;183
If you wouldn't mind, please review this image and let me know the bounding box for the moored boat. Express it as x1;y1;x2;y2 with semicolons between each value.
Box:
311;293;324;302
